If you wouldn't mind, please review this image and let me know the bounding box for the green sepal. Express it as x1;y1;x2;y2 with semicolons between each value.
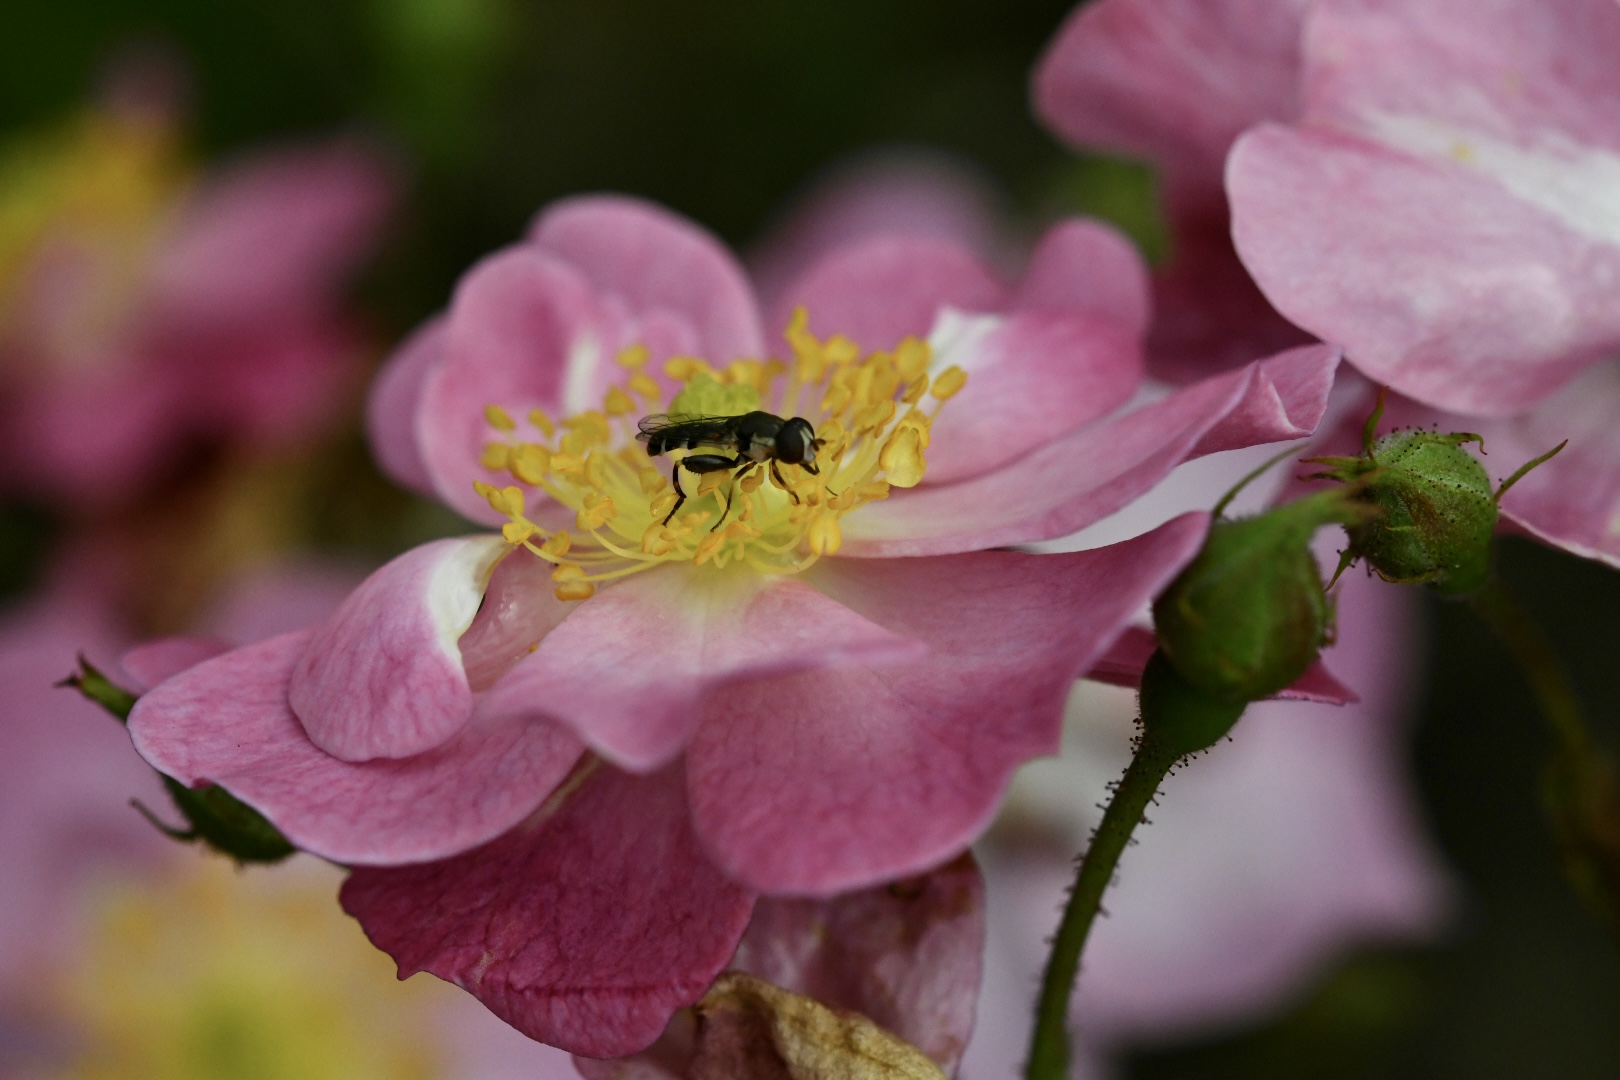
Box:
1152;488;1368;704
62;657;296;865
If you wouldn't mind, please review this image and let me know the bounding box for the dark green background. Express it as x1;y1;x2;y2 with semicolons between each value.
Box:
3;1;1616;1075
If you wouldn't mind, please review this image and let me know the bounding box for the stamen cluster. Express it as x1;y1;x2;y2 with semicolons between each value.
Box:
475;307;966;601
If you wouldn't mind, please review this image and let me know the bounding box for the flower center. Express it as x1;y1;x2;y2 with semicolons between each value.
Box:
475;307;967;601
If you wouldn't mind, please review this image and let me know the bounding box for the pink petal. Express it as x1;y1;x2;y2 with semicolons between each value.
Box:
118;637;230;693
290;538;506;762
734;854;985;1071
924;307;1144;485
420;246;604;524
198;559;368;645
340;764;756;1058
1087;626;1358;705
151;139;394;325
1228;0;1620;415
1033;0;1309;184
530;195;765;362
686;514;1208;894
750;152;1010;314
1013;218;1150;338
367;317;448;497
768;236;1006;353
481;566;925;773
457;545;578;692
841;345;1339;557
128;630;585;864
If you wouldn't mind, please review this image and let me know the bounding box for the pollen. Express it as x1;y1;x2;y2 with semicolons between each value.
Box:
476;307;967;600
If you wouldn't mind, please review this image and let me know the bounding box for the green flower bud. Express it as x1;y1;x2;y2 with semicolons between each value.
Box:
1152;488;1365;704
62;657;295;864
1138;649;1247;760
1309;392;1565;596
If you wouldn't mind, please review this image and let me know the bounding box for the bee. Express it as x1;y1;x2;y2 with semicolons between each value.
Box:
637;411;823;526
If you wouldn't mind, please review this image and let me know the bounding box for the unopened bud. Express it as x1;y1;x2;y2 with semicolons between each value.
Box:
1153;490;1365;703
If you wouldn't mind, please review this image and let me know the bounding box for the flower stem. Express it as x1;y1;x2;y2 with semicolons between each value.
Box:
1024;730;1180;1080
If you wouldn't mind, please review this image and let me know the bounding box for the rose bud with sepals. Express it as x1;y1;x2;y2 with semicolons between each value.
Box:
1309;391;1567;596
1151;453;1374;705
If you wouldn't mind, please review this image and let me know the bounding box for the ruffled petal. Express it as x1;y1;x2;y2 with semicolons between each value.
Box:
841;346;1339;557
480;565;925;773
1014;217;1150;337
1087;625;1357;705
367;316;447;497
1033;0;1309;183
734;854;985;1072
1228;0;1620;415
290;537;505;762
420;245;604;523
769;236;1005;353
530;195;765;362
340;764;756;1058
128;630;585;864
687;514;1208;894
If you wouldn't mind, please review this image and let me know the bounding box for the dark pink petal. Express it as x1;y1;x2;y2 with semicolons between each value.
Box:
750;152;1010;314
1087;626;1358;705
480;566;925;773
769;236;1006;353
687;514;1208;894
128;630;584;864
530;195;765;362
341;764;756;1058
457;546;577;692
841;346;1339;557
734;854;985;1071
367;317;448;497
290;538;506;762
1033;0;1308;184
421;246;604;524
1013;217;1150;336
151;139;394;325
924;307;1143;485
119;637;230;693
1229;0;1620;415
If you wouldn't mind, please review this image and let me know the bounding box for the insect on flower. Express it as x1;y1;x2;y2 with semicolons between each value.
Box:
637;410;825;526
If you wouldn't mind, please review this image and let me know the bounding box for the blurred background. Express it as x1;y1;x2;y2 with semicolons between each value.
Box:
0;1;1615;1077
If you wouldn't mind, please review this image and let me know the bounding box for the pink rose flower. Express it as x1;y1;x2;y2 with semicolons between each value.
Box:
127;193;1339;1057
1038;0;1620;567
0;93;393;507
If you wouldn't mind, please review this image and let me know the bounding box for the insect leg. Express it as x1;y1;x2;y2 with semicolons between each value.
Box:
711;459;758;531
662;461;688;525
770;460;801;505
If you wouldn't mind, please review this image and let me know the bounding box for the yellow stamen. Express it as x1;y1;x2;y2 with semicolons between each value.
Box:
484;404;517;431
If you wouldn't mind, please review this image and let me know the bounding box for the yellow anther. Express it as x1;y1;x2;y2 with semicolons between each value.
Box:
554;579;596;602
583;452;607;490
562;410;611;445
819;417;846;445
693;531;727;566
484;404;517;431
665;356;711;382
727;359;763;388
903;372;930;404
638;469;667;496
858;480;892;501
528;409;556;438
502;521;535;545
696;470;729;497
739;469;764;493
880;426;926;488
540;531;573;557
851;363;876;407
552;563;585;583
511;443;551;485
479;483;525;516
550;452;584;474
807;514;842;556
616;344;649;369
725;519;762;540
629;372;663;402
894;336;931;379
855;399;896;433
931;365;968;401
897;411;932;448
825;335;860;366
604;386;637;416
821;382;852;416
650;491;679;520
641;524;677;555
480;443;512;470
576;492;617;530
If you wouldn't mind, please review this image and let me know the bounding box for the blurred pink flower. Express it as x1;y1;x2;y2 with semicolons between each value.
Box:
1038;0;1620;567
0;96;393;508
126;193;1337;1057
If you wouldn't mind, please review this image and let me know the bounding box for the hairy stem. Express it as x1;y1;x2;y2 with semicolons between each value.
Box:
1024;733;1179;1080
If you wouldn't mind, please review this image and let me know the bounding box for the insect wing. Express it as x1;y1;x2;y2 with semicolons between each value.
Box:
636;414;738;454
